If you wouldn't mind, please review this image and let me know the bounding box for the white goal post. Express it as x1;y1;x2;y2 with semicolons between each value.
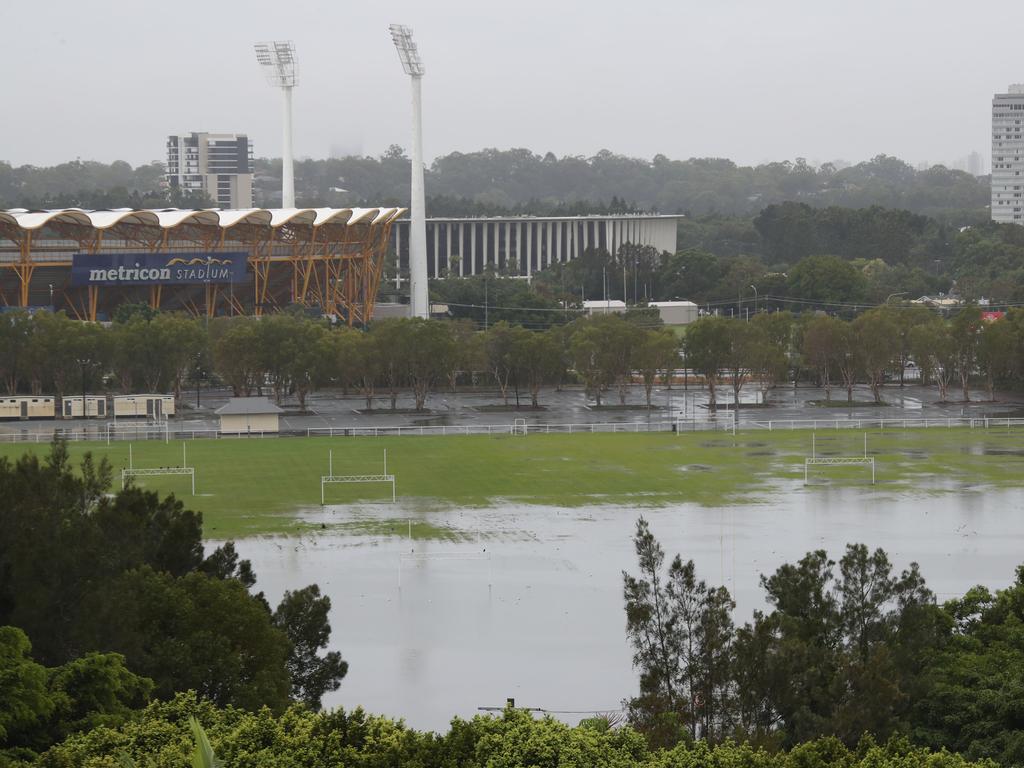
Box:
120;442;196;495
803;433;875;485
512;418;527;436
321;449;396;504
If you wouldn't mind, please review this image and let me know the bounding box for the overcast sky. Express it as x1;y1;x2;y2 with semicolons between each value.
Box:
2;0;1019;170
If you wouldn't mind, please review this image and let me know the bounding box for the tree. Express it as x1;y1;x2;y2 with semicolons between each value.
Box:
787;255;868;305
912;569;1024;765
949;306;983;401
153;314;205;405
351;331;383;411
852;310;899;403
735;545;939;748
515;329;563;408
272;586;348;710
287;320;330;411
623;518;736;746
683;317;730;412
834;321;859;403
801;316;845;401
749;311;793;404
0;441;341;715
0;310;33;394
0;626;152;761
324;325;357;394
89;567;292;711
721;320;762;408
976;318;1015;401
0;626;53;753
404;319;454;411
569;315;641;406
370;319;408;410
622;518;684;746
254;314;303;405
484;321;524;406
211;318;261;397
909;318;957;402
440;318;481;392
635;329;680;408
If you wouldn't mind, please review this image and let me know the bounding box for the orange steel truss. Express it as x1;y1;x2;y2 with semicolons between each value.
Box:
0;208;404;323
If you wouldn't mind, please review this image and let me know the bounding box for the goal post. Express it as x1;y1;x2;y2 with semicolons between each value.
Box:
320;448;396;504
120;442;196;494
803;432;875;485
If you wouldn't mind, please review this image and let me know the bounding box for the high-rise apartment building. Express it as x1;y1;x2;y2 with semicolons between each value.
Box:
166;132;254;209
967;150;985;177
992;85;1024;224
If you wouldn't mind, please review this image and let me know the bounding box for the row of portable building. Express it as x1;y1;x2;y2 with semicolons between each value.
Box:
0;394;174;421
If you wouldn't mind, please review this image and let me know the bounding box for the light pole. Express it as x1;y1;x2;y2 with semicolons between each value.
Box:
750;284;758;316
390;24;428;319
255;41;298;208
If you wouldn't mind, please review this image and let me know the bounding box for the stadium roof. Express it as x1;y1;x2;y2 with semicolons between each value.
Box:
0;207;406;234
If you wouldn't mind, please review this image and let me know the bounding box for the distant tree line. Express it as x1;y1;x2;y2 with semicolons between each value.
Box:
623;517;1024;765
2;150;986;219
2;304;1023;413
261;149;987;219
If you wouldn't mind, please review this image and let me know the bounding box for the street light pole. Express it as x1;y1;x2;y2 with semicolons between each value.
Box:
750;284;758;315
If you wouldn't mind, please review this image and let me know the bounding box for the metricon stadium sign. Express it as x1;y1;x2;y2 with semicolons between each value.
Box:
71;252;248;286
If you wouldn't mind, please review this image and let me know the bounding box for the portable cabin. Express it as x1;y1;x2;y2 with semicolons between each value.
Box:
0;396;55;420
649;301;699;326
62;396;107;418
215;397;283;434
113;394;175;419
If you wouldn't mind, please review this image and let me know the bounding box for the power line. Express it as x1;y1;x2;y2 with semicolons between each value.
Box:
478;706;623;714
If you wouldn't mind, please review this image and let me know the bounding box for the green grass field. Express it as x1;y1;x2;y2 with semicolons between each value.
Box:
2;428;1023;539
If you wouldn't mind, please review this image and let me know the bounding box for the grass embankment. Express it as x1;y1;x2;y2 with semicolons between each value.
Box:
1;428;1022;538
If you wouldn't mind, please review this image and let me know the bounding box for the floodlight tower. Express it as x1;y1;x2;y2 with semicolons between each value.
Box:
255;41;298;208
389;24;428;319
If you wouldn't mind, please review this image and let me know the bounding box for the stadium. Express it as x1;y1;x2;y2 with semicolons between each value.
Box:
0;206;405;322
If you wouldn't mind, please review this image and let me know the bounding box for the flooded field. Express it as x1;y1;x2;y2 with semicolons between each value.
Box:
228;484;1024;731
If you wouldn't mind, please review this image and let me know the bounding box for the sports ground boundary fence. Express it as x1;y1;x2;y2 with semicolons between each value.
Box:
2;416;1024;443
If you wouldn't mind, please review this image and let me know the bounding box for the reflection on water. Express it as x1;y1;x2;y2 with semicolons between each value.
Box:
226;487;1024;732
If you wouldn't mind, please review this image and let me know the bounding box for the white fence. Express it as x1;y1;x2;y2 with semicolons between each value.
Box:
2;416;1024;444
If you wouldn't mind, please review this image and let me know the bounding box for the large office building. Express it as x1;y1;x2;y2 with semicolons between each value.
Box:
391;213;681;280
992;85;1024;224
166;132;254;209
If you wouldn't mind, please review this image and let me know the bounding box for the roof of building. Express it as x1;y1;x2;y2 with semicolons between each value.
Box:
583;300;627;309
650;301;698;307
421;214;684;223
0;207;406;235
214;397;284;416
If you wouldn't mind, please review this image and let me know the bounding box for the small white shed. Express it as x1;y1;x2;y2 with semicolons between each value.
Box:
215;397;284;434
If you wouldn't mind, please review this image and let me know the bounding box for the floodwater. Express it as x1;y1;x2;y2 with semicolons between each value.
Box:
228;485;1024;731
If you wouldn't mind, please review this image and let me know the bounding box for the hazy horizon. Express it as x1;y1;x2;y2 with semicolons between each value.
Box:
2;0;1016;170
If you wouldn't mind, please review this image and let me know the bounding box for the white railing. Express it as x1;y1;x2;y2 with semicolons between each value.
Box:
2;416;1024;443
747;417;1024;431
